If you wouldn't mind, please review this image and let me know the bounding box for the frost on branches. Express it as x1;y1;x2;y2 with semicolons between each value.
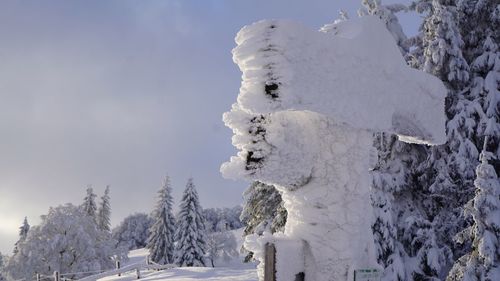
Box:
13;217;30;255
4;204;126;281
147;175;176;264
222;16;446;281
174;178;207;267
113;213;153;250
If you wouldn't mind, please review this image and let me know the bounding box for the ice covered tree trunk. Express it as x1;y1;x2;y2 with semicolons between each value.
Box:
147;175;176;264
97;185;111;232
223;16;446;281
174;178;207;267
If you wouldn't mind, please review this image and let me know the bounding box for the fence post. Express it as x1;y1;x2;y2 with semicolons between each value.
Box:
53;271;60;281
36;273;41;281
116;260;121;277
264;243;276;281
136;268;141;279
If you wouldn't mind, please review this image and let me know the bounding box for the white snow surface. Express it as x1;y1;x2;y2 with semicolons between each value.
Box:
99;229;257;281
222;16;446;281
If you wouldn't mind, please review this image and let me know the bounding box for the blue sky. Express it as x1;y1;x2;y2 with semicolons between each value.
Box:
0;0;418;254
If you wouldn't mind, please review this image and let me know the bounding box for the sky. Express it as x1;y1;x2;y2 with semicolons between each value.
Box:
0;0;419;254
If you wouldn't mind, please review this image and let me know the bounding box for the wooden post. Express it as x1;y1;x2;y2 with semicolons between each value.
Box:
53;271;60;281
36;273;41;281
136;268;141;279
116;260;121;277
264;243;276;281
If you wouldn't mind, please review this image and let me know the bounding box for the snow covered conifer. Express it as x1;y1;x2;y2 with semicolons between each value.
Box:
97;185;111;232
447;150;500;281
147;175;176;264
83;185;98;223
13;217;29;255
174;178;207;267
240;181;287;261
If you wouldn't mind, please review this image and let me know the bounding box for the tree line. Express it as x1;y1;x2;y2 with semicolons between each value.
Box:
0;176;243;281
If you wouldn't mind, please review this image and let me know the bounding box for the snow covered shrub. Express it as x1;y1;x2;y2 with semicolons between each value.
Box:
203;206;243;233
5;204;127;280
113;213;153;250
205;228;239;267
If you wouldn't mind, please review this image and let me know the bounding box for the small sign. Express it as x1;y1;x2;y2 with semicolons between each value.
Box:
353;268;381;281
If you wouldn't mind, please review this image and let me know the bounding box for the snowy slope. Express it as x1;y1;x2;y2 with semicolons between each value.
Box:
98;266;257;281
98;228;257;281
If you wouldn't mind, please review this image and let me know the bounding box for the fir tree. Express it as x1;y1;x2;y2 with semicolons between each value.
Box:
13;217;29;255
240;181;287;262
83;185;97;223
447;150;500;280
97;185;111;232
147;175;176;264
174;178;207;267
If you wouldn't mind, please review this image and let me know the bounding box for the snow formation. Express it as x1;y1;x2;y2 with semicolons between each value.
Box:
222;16;447;281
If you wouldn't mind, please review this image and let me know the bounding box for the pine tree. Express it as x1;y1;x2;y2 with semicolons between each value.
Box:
240;181;287;262
174;178;207;267
147;175;176;264
97;185;111;232
83;185;97;223
13;217;29;255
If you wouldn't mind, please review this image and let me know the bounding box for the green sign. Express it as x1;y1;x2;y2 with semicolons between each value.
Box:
353;268;381;281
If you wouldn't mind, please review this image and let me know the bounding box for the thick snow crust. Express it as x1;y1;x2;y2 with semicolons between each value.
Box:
222;16;446;281
230;16;446;145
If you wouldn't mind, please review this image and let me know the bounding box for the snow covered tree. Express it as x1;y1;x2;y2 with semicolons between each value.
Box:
5;204;127;281
82;185;97;223
113;213;154;250
241;181;286;237
174;178;207;267
203;206;243;233
205;226;238;267
0;252;5;281
97;185;111;232
240;181;287;262
447;150;500;281
147;175;176;264
12;217;29;255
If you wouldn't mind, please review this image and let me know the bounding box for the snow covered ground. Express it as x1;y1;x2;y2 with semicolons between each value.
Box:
99;228;257;281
